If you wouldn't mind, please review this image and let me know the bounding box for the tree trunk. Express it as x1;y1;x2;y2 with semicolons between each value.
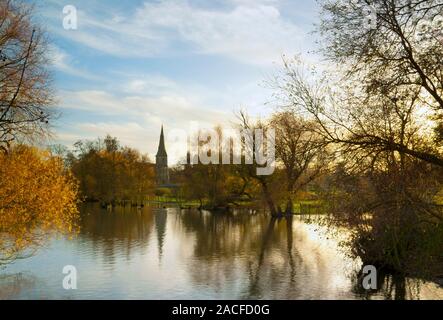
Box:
260;181;278;216
285;199;293;215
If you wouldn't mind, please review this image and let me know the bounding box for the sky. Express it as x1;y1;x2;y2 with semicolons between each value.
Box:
32;0;321;164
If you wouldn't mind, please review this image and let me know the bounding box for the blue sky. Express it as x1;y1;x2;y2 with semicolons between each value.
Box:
32;0;321;163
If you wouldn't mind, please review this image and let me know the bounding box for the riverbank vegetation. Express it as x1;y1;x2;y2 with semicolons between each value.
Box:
67;135;155;206
278;0;443;282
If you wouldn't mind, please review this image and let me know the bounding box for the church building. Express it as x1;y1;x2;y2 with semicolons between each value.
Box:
155;125;170;186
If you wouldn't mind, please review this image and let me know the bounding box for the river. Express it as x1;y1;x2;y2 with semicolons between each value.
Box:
0;204;442;300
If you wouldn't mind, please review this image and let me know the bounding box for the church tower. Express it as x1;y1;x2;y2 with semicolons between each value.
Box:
155;125;169;186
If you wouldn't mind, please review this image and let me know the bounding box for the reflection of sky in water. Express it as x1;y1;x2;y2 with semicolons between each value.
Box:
0;205;442;300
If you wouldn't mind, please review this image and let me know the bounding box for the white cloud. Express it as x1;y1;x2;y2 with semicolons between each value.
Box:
53;0;305;65
137;2;304;64
48;45;103;80
77;122;152;150
60;89;227;124
121;75;180;95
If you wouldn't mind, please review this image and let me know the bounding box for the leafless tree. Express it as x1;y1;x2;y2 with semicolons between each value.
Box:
270;111;328;194
274;56;443;277
276;57;443;169
318;0;443;161
236;111;280;216
0;0;54;153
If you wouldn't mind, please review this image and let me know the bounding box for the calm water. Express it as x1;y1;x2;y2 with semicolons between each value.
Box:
0;204;442;300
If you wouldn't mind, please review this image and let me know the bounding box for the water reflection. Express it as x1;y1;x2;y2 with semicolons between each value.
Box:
0;273;37;300
352;268;442;300
155;209;167;262
79;204;155;269
0;204;441;300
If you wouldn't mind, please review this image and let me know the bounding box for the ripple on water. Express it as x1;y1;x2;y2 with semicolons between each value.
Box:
0;205;442;300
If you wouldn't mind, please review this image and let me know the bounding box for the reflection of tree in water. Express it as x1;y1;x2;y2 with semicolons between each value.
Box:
70;206;441;299
177;211;314;299
78;204;155;267
179;210;423;299
178;210;268;258
352;268;426;300
0;273;37;299
154;209;167;262
247;216;304;299
176;210;269;294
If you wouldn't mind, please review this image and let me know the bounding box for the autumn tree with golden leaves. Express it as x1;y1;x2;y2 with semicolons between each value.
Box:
0;1;79;264
0;146;79;264
70;135;155;205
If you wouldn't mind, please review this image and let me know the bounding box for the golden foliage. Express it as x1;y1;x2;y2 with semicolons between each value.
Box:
71;136;155;203
0;145;79;264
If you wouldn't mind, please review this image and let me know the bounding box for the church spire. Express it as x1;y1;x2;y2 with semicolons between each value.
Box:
156;125;167;157
155;125;169;186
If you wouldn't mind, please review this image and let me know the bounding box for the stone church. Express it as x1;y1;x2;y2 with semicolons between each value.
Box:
155;126;170;186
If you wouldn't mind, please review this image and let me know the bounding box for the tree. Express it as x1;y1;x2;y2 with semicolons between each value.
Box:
178;128;257;210
275;57;443;277
318;0;443;166
70;136;155;204
236;112;282;216
0;1;54;152
270;111;327;198
271;0;443;276
0;1;78;265
0;145;79;264
277;56;443;171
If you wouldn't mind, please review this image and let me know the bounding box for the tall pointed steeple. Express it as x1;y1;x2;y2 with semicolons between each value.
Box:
156;125;167;157
155;125;169;186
